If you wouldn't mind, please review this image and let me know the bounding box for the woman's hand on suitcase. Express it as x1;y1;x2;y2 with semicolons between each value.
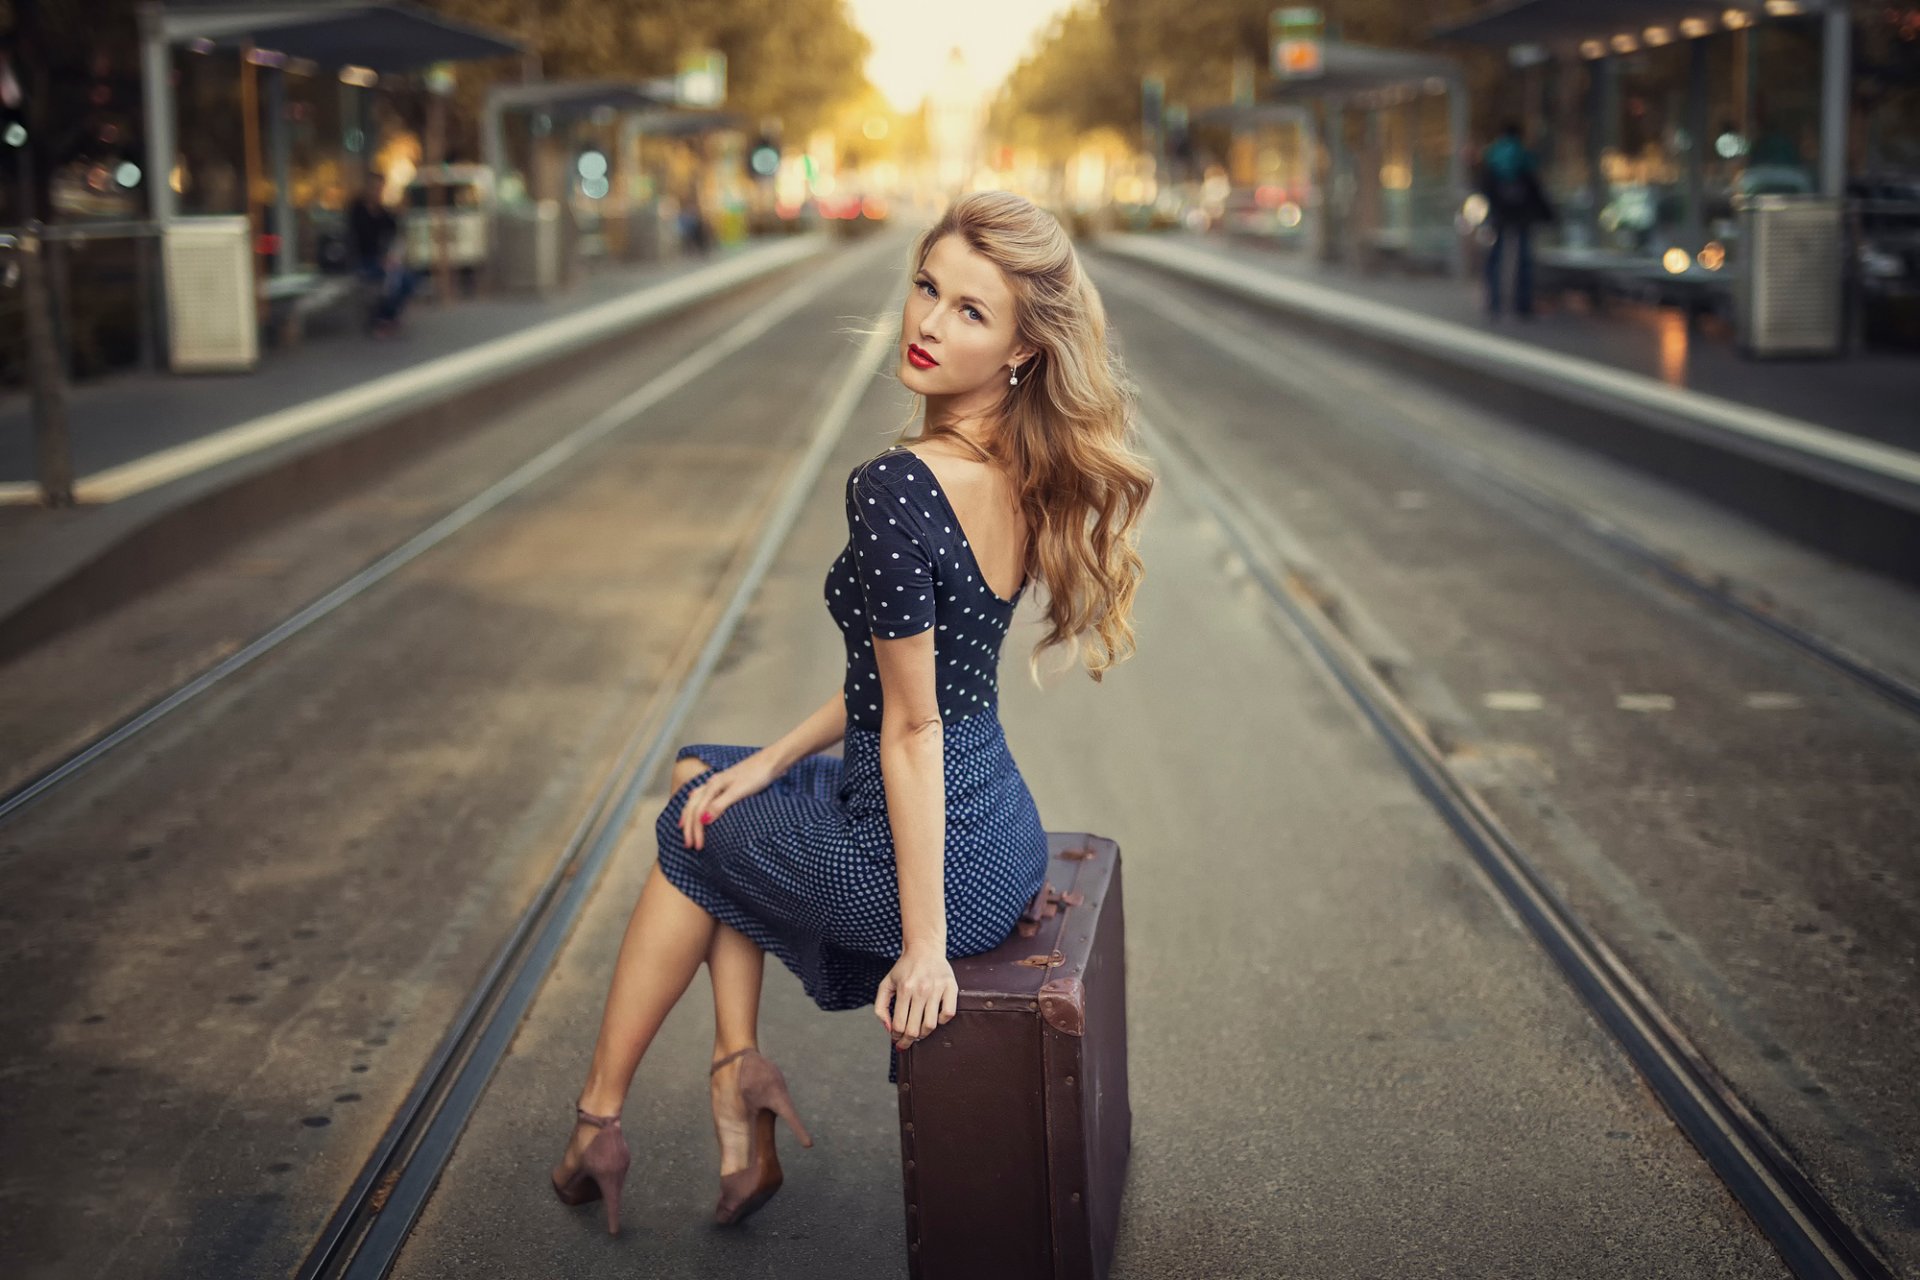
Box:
875;947;957;1050
679;755;778;851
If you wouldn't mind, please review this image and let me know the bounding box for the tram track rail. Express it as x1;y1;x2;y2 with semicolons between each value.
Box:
0;242;887;829
1095;259;1920;726
294;310;894;1278
1138;407;1896;1280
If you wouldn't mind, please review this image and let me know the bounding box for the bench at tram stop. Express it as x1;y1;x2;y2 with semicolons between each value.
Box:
261;271;374;348
894;832;1132;1279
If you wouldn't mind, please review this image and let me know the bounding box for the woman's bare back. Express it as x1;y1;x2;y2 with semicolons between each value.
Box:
896;440;1028;603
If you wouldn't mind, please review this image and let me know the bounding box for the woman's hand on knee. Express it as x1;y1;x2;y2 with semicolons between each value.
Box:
678;755;778;851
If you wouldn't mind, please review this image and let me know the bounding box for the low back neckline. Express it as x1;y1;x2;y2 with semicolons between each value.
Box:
888;444;1026;607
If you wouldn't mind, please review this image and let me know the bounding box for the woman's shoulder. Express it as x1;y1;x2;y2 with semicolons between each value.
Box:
847;440;1000;508
847;444;934;495
846;448;901;494
845;449;934;530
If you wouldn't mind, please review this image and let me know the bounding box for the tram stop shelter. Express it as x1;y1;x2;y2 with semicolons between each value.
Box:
1197;41;1470;277
481;79;747;280
138;0;523;338
1428;0;1855;325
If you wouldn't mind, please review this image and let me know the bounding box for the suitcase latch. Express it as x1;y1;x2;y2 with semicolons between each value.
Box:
1014;885;1085;937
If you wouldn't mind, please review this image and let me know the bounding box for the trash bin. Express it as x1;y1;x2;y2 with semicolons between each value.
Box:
1734;194;1844;358
161;216;258;372
493;200;563;295
619;198;674;263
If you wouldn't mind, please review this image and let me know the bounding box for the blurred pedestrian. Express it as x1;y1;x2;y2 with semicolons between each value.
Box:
1476;121;1555;319
347;175;417;337
677;188;713;257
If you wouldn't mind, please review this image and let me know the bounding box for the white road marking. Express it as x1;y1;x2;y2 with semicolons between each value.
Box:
1616;693;1676;711
1483;691;1545;711
1744;692;1806;710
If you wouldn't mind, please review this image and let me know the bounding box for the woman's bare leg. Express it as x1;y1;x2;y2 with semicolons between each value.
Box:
706;921;767;1177
575;862;718;1116
574;754;722;1117
708;921;765;1056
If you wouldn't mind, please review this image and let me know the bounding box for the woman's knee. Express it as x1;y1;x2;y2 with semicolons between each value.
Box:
671;754;713;790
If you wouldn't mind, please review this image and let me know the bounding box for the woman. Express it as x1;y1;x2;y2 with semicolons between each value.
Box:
549;190;1154;1237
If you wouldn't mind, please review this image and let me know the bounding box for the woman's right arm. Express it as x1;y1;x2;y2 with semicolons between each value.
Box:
679;689;844;851
758;688;848;775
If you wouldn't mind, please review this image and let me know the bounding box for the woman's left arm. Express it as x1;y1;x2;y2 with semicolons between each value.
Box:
874;628;947;952
871;626;958;1050
844;458;956;1050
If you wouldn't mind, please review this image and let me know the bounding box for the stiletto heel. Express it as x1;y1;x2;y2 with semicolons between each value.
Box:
710;1047;813;1226
550;1104;631;1235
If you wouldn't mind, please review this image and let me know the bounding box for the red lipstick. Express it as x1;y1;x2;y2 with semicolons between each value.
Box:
907;343;938;369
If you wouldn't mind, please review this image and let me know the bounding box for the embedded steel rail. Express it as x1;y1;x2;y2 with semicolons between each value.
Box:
0;243;879;827
295;308;894;1278
1139;408;1895;1280
1091;252;1920;724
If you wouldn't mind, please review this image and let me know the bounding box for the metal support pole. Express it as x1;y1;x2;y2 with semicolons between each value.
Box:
1324;96;1346;265
1684;35;1709;250
481;89;506;189
1303;106;1325;264
239;43;266;329
17;227;74;506
1586;56;1613;248
267;65;294;275
134;227;157;370
1819;2;1850;199
1359;108;1382;271
1447;75;1468;278
427;89;451;304
46;233;70;372
139;3;176;224
1740;25;1756;160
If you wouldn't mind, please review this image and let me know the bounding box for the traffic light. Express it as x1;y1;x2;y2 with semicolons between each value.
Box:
748;135;779;179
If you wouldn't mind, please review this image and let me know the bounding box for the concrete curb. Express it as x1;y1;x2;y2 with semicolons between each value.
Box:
1093;233;1920;584
0;236;832;666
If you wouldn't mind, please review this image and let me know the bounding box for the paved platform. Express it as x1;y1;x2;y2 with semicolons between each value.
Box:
1145;230;1919;453
0;239;815;489
0;234;830;655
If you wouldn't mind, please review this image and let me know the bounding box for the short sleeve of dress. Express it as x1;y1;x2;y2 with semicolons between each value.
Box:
845;459;936;638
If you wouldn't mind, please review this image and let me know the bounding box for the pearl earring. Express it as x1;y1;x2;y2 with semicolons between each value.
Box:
1008;368;1018;385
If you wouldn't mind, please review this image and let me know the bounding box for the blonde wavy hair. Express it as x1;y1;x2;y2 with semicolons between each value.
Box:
854;190;1155;689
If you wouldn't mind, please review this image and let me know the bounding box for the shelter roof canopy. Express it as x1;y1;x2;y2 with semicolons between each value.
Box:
160;1;523;71
1428;0;1767;47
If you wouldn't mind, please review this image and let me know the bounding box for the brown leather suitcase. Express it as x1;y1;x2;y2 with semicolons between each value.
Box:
896;832;1131;1279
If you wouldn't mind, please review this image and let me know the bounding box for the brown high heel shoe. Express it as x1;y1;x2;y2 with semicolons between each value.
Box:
710;1046;814;1226
550;1103;631;1235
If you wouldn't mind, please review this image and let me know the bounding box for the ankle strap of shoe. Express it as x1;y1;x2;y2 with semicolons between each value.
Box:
574;1104;621;1128
709;1047;756;1075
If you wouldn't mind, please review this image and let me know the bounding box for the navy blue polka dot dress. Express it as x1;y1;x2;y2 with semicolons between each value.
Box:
656;443;1050;1082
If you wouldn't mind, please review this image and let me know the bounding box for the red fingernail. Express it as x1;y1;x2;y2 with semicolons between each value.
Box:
700;812;714;823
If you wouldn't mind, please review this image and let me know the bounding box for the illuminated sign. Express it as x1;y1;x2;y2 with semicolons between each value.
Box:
1272;7;1324;79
